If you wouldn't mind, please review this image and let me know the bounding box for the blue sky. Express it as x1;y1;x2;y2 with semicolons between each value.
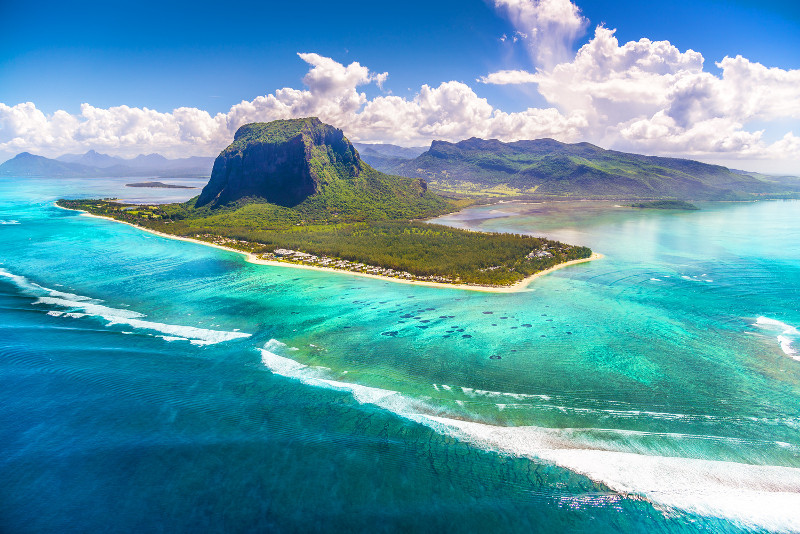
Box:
1;0;799;172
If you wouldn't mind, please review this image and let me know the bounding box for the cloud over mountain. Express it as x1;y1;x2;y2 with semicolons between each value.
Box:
0;53;586;160
1;0;798;173
481;23;800;165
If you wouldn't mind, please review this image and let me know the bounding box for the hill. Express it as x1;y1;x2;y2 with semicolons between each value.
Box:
352;142;428;170
0;152;101;177
195;118;450;221
1;151;213;177
378;137;800;200
57;149;122;168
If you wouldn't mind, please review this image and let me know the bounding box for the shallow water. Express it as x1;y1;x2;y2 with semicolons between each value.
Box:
1;179;799;532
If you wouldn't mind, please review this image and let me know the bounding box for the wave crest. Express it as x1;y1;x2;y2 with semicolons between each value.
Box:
260;339;800;531
0;267;251;346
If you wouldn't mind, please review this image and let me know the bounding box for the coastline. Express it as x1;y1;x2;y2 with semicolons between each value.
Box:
56;204;602;293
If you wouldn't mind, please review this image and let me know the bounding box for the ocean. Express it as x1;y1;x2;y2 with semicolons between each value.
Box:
1;176;799;532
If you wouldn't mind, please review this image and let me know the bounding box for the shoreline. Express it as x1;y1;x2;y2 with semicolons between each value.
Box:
56;204;602;293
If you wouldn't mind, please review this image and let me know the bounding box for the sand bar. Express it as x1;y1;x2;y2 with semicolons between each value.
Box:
56;204;602;293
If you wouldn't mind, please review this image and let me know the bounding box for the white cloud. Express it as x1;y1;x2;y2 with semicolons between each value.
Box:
480;25;800;164
493;0;588;68
531;27;705;124
0;53;584;160
478;69;539;84
2;34;799;173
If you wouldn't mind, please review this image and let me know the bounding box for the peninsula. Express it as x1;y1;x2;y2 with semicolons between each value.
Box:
58;118;593;288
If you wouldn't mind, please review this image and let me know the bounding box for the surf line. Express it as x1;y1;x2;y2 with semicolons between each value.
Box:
0;267;251;346
55;203;602;293
259;339;800;532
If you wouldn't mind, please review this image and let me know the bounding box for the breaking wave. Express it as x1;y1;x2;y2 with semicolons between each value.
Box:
754;316;800;360
260;339;800;532
0;267;251;345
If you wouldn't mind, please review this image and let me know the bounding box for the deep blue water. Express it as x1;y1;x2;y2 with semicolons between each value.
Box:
1;178;799;532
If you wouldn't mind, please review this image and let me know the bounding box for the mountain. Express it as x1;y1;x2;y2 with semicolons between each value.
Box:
57;149;123;168
352;142;428;171
1;151;214;177
195;118;450;221
378;137;800;200
0;152;102;177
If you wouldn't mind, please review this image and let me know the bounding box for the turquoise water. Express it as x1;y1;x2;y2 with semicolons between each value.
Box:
1;178;799;532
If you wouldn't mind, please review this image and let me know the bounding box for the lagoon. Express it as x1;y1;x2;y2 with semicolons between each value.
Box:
1;177;799;532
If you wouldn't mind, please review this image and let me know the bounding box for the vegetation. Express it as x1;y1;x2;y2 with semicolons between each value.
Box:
373;138;800;200
57;199;592;286
195;118;453;219
56;119;598;287
631;200;699;210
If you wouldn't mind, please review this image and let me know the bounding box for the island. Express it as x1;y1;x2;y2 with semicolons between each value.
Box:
631;200;700;210
125;181;196;189
58;118;594;289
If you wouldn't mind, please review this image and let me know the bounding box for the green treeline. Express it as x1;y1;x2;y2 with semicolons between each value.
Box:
631;200;700;210
57;199;592;286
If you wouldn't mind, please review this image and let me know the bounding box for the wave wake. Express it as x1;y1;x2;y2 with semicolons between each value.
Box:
754;316;800;360
260;339;800;532
0;268;251;345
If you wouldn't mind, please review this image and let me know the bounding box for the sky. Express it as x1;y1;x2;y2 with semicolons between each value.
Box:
1;0;799;173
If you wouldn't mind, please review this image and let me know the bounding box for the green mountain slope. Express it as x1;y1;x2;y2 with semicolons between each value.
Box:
382;137;800;200
196;118;451;221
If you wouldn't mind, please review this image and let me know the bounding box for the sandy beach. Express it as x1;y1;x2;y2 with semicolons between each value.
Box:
57;204;602;293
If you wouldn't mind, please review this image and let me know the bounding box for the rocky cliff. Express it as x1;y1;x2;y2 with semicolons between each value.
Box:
195;118;451;221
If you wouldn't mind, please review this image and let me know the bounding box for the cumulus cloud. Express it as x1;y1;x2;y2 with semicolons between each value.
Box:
0;53;585;160
478;69;539;84
493;0;588;68
481;25;800;162
2;34;799;170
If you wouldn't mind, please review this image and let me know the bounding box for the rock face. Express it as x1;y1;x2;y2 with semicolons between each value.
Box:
196;118;361;208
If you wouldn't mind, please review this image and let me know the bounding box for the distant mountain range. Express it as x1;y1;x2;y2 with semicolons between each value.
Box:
352;142;428;171
5;138;798;200
368;138;800;200
0;150;214;177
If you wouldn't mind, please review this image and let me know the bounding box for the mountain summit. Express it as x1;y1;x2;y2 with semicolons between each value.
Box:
382;137;800;200
195;118;449;220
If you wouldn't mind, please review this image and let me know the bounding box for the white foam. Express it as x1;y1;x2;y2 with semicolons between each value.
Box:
756;317;800;335
419;415;800;532
1;267;251;346
260;342;800;531
778;336;797;357
0;220;20;225
754;317;800;359
451;385;551;401
157;335;190;343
